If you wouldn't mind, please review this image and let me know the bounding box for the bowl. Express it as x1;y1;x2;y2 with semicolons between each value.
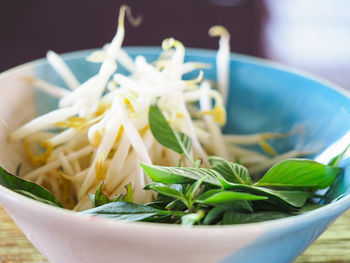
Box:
0;48;350;263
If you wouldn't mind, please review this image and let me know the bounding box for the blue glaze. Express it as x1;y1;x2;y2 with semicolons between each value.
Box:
220;211;340;263
32;48;350;263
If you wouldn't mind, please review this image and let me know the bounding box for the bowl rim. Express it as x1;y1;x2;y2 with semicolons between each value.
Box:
0;47;350;233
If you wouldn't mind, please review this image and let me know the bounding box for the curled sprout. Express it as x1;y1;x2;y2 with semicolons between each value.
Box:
209;25;230;105
24;140;53;167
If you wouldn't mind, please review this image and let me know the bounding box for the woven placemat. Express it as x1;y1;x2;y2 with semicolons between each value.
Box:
0;205;349;263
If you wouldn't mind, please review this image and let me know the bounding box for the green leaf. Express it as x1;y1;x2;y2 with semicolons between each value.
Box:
196;189;222;201
185;176;208;201
197;190;267;205
218;178;312;208
13;190;61;207
149;101;193;162
141;214;175;223
140;164;222;186
81;201;187;222
254;158;339;189
260;188;313;208
328;144;350;167
94;182;110;207
93;182;133;207
144;183;186;201
0;166;62;208
165;199;188;211
80;201;162;221
175;131;193;160
203;202;253;225
123;183;133;202
203;204;230;225
209;156;251;185
181;210;205;226
221;210;292;224
147;186;180;210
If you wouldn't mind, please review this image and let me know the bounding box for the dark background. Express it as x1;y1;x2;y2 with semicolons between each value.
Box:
1;0;350;89
0;0;263;72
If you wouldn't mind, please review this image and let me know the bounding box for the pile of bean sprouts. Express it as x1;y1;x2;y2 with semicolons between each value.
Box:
9;6;307;210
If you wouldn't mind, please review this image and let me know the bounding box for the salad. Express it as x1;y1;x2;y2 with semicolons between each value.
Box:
0;6;346;226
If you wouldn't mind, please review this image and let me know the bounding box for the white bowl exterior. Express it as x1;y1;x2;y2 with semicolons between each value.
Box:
1;188;266;263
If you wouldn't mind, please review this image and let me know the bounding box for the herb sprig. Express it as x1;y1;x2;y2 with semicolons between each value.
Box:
0;101;346;225
81;102;346;225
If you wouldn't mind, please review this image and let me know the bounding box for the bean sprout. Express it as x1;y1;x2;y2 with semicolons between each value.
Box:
9;6;308;210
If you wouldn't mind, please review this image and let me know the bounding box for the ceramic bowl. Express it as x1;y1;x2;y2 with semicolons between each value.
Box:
0;48;350;263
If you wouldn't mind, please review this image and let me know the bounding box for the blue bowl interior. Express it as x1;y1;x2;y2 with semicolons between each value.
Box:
33;47;350;202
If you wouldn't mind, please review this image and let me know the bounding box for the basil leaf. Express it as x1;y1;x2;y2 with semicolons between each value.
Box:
260;189;313;208
144;183;186;201
149;101;193;162
165;199;188;211
203;201;254;225
142;214;176;223
140;164;222;186
123;183;133;202
175;131;192;160
208;156;251;185
93;182;132;207
81;201;187;222
196;189;222;201
185;176;208;201
197;191;267;205
254;158;339;189
94;182;111;207
13;190;61;207
328;144;350;167
0;166;62;208
81;201;162;221
218;178;312;208
203;204;231;225
221;210;292;224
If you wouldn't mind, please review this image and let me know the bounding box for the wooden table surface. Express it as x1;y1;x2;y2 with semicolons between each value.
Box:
0;205;349;263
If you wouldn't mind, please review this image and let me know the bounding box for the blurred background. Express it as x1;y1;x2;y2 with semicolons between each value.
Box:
1;0;350;89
